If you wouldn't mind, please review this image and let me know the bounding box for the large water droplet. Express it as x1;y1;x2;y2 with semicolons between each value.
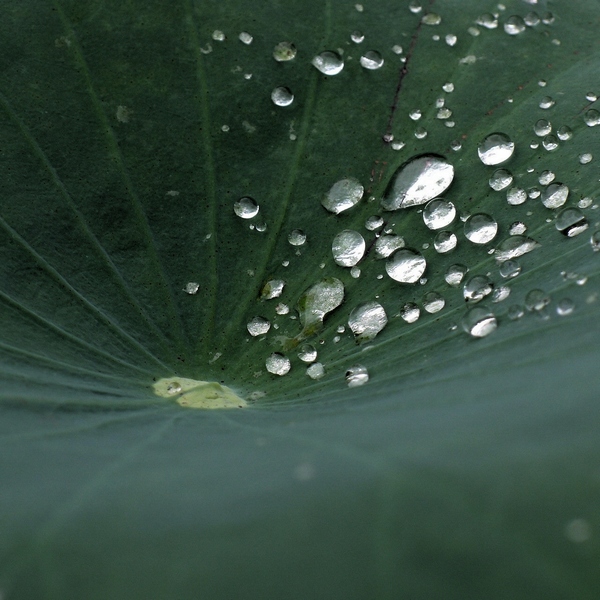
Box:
297;278;344;329
360;50;384;70
381;154;454;210
489;169;513;191
348;302;388;342
346;364;369;387
273;42;297;62
464;275;493;303
423;198;456;229
541;182;569;209
495;235;540;262
266;353;291;376
462;307;497;337
271;86;294;107
400;302;420;323
555;208;589;237
464;213;498;244
386;248;427;283
478;133;515;165
332;230;366;266
322;178;364;214
375;234;405;258
312;51;344;75
445;263;468;286
434;230;457;253
234;196;259;219
247;316;271;336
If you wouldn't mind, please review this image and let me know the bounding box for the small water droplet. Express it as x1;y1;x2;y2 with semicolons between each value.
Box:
539;170;555;185
386;248;427;283
306;362;325;379
360;50;384;70
273;41;297;62
586;92;598;102
212;30;225;41
288;229;306;246
332;230;366;266
579;153;593;165
464;213;498;244
556;298;575;316
489;168;513;191
591;231;600;251
375;234;405;258
408;1;422;13
365;215;384;231
166;382;182;395
539;96;555;109
261;279;285;300
525;289;550;312
422;13;442;25
557;125;573;141
392;44;403;54
184;282;200;295
346;364;369;387
509;221;527;235
381;154;454;210
492;285;511;303
504;15;526;35
579;197;594;209
271;86;294;107
445;263;468;286
584;109;600;127
500;259;522;278
348;302;388;342
423;198;456;229
508;304;525;320
323;178;364;214
450;140;462;151
528;187;541;199
234;196;259;219
542;134;558;151
445;34;457;46
476;13;498;29
434;230;457;253
478;133;515;165
555;208;589;237
350;266;361;278
351;31;365;43
247;316;271;336
275;303;290;315
495;235;540;262
507;187;527;205
398;302;419;323
266;353;291;376
423;292;445;313
312;51;344;75
464;275;493;303
524;11;541;26
391;140;406;151
298;344;317;363
442;82;455;93
238;31;253;45
409;109;422;120
462;307;497;337
541;182;569;209
414;127;428;139
297;278;344;329
534;119;552;136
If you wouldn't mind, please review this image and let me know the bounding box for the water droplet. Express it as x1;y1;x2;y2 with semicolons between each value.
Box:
332;230;366;267
414;127;428;139
508;304;525;320
495;235;540;262
266;353;291;376
586;91;598;102
450;140;462;151
492;285;511;303
288;229;306;246
525;289;550;312
489;168;513;191
396;302;419;323
445;34;457;46
464;275;493;303
443;82;455;92
298;344;317;363
275;303;290;315
212;30;225;41
591;231;600;251
273;41;297;62
409;109;422;120
349;302;388;342
365;215;384;231
504;15;526;34
539;170;555;185
464;213;498;244
434;231;457;253
423;199;456;229
524;11;541;26
305;362;324;380
391;141;406;151
381;154;455;210
445;263;468;286
422;13;441;25
350;266;361;278
556;126;573;141
527;187;540;199
500;259;522;278
247;316;271;336
261;279;285;300
542;134;558;151
423;292;445;313
323;178;364;214
375;234;405;258
507;187;527;205
409;1;422;13
346;364;369;387
386;248;427;283
239;31;253;45
579;197;594;209
297;278;344;329
271;86;294;107
534;119;552;136
556;298;575;316
478;133;515;165
392;44;404;54
579;153;593;165
541;182;569;209
476;13;498;28
555;208;589;237
584;109;600;127
462;307;497;337
509;221;527;235
351;31;365;43
234;196;259;219
539;96;555;109
312;51;344;75
184;282;200;295
360;50;384;70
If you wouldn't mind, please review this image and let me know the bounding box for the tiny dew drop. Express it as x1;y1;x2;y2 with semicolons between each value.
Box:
360;50;384;70
586;92;598;102
534;119;552;137
306;362;325;380
273;42;297;62
555;208;589;237
423;198;456;229
332;230;366;267
322;177;364;214
298;344;317;363
464;213;498;244
463;275;493;303
414;127;428;139
288;229;307;246
423;292;445;313
579;197;594;209
477;133;515;165
556;298;575;316
500;259;522;278
524;12;541;26
346;364;369;387
409;109;422;120
271;86;294;107
434;230;457;253
400;302;420;323
266;353;291;376
312;51;344;75
275;303;290;315
489;168;513;191
234;196;259;219
445;263;468;286
492;285;511;303
375;234;405;258
348;302;388;342
386;248;427;283
212;30;225;41
504;15;526;34
247;316;271;336
541;182;569;209
462;307;497;338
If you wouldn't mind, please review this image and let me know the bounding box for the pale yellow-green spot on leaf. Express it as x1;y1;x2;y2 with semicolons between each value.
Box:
153;377;247;409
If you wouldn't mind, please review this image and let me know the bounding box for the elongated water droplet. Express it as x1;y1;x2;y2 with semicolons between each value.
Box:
261;279;285;299
386;248;427;283
346;364;369;387
478;133;515;165
375;234;405;258
348;302;388;342
297;278;344;329
360;50;384;70
312;51;344;75
434;231;457;253
464;275;493;303
273;42;297;62
271;86;294;107
489;169;513;191
462;307;497;337
247;316;271;336
322;178;364;214
423;292;445;313
555;208;589;237
445;263;468;286
332;230;365;266
476;14;498;28
381;154;454;210
234;197;259;219
495;235;540;262
266;353;291;375
422;13;442;25
423;199;456;229
400;302;420;323
541;182;569;209
464;213;498;244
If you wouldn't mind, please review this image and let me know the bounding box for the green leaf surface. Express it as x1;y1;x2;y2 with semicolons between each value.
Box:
1;0;600;597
